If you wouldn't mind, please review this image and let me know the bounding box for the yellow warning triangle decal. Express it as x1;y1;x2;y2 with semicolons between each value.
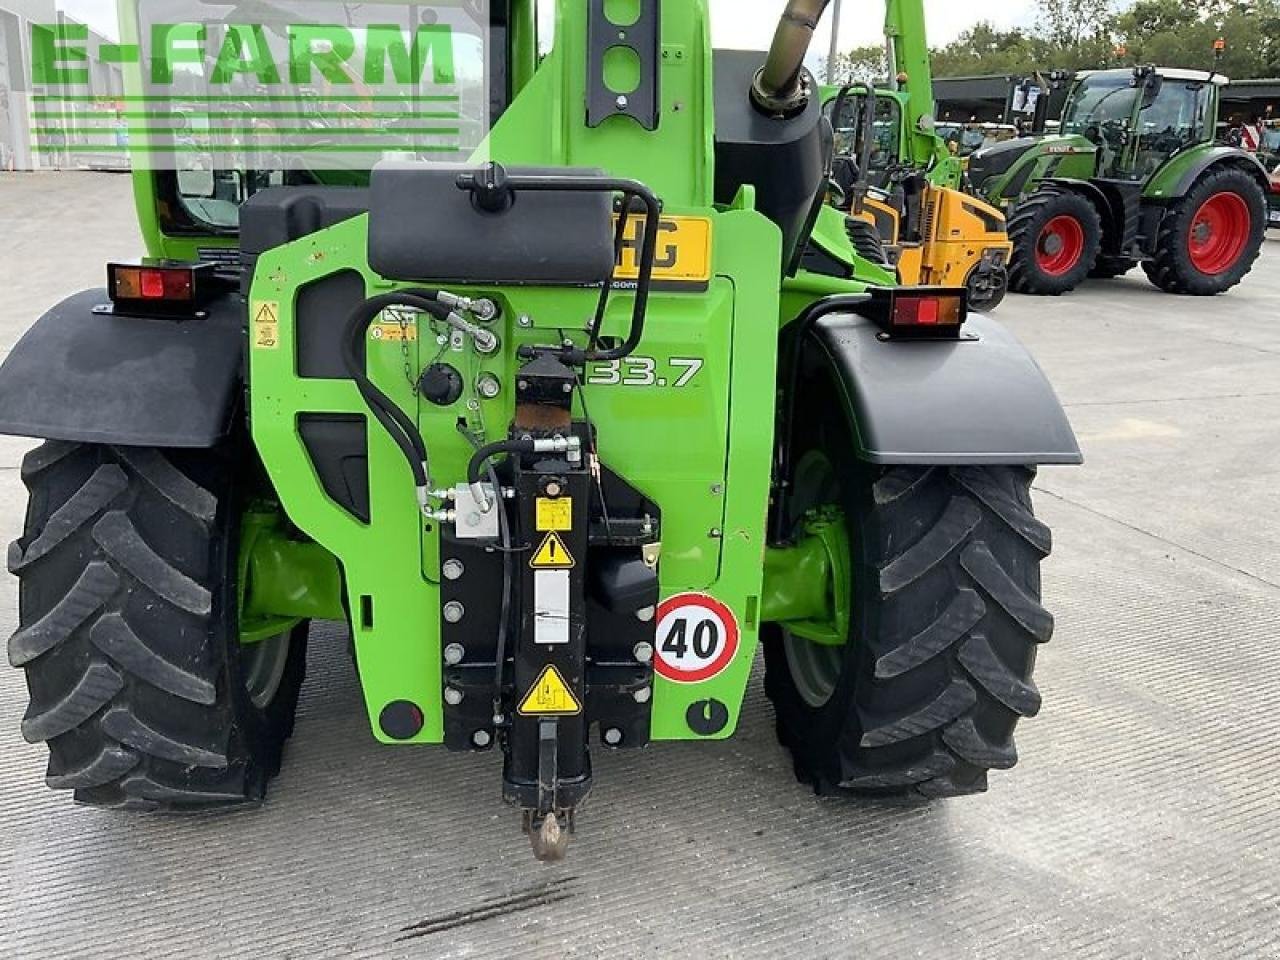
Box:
517;665;582;716
530;531;575;569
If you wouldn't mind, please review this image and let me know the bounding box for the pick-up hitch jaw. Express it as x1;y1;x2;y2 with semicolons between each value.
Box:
527;719;572;861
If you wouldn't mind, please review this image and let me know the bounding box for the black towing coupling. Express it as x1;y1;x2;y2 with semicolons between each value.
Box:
353;165;666;858
441;351;662;860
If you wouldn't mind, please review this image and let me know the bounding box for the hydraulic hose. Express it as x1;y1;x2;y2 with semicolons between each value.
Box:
341;289;453;507
518;179;659;365
467;438;539;511
487;455;512;727
456;168;661;365
586;203;634;352
458;424;514;728
771;294;873;544
466;436;582;514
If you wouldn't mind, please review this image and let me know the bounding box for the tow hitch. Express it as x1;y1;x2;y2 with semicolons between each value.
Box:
444;340;662;861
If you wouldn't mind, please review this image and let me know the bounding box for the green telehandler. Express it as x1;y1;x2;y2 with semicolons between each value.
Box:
967;66;1270;296
0;0;1080;860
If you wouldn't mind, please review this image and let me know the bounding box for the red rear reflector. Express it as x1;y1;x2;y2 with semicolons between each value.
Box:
163;270;193;300
140;270;166;299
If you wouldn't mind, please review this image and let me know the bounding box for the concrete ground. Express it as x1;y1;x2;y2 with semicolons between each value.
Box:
1;172;1279;959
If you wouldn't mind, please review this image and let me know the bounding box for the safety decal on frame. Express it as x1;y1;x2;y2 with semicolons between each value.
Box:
252;300;280;350
369;322;418;342
518;664;582;716
536;497;573;532
530;531;575;570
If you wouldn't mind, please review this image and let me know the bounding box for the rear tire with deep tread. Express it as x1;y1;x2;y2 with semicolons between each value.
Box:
845;217;893;269
765;369;1052;799
1007;185;1101;295
7;441;307;810
1141;166;1265;295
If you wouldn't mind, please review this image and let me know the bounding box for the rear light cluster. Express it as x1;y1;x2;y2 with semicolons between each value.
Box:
892;293;963;327
864;286;968;337
114;266;193;301
107;260;217;315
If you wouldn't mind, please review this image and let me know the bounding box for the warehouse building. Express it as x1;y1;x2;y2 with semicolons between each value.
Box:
0;1;124;170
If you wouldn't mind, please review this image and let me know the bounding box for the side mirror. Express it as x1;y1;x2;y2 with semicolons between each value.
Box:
1141;75;1163;109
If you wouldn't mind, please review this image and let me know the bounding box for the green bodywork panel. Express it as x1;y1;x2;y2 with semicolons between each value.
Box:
1143;143;1242;200
248;207;786;743
237;1;866;744
978;135;1098;210
125;0;872;745
979;135;1252;211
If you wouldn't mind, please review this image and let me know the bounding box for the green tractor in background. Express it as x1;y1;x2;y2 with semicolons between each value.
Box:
967;67;1270;296
0;0;1080;860
1262;119;1280;228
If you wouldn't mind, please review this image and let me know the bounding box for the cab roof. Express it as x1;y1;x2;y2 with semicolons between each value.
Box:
1075;68;1230;86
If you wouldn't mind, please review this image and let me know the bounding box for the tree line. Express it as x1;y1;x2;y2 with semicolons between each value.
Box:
831;0;1280;82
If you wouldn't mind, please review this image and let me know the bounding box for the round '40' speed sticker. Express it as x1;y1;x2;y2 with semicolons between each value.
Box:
653;593;740;683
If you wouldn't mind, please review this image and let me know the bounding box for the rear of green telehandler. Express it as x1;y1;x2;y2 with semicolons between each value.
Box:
1;0;1080;860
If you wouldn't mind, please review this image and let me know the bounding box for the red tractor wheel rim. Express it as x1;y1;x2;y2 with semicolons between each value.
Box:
1188;192;1250;275
1036;215;1085;276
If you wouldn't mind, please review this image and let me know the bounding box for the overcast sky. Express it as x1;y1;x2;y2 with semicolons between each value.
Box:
56;0;1040;57
712;0;1037;53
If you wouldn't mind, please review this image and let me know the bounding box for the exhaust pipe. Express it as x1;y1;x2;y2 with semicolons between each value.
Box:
751;0;834;117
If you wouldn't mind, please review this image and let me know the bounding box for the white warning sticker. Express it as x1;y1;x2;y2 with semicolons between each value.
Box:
534;570;571;645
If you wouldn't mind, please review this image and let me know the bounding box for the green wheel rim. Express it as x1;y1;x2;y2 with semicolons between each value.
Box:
241;630;292;709
236;509;299;710
781;449;847;709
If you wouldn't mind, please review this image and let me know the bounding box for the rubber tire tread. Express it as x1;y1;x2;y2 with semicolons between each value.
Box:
845;217;893;269
7;441;307;809
764;370;1052;800
1141;166;1266;296
1007;185;1101;295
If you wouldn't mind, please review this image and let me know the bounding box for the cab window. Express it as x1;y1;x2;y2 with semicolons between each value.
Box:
826;92;902;179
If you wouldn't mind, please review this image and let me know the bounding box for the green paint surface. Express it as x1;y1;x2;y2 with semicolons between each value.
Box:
125;0;878;745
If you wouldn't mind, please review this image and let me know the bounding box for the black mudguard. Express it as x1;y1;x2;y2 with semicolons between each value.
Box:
809;311;1082;465
0;288;243;447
